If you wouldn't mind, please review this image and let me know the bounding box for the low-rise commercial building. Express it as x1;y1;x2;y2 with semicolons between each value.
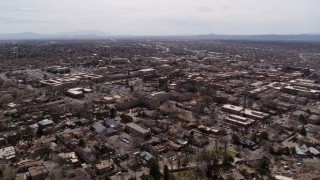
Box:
27;164;49;180
222;104;270;120
0;146;16;160
282;86;320;99
95;160;115;174
125;123;151;139
224;114;255;127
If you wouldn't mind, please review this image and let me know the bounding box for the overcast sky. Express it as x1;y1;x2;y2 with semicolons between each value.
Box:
0;0;319;35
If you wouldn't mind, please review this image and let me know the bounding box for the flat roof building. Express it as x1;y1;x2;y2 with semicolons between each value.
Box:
224;114;255;127
282;85;320;99
222;104;270;120
125;123;151;139
27;164;49;180
0;146;16;160
95;160;115;174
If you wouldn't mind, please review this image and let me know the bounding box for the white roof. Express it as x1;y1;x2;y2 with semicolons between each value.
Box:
309;147;320;155
275;175;293;180
0;146;16;160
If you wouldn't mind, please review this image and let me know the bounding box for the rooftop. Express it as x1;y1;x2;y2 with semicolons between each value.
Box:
126;123;150;134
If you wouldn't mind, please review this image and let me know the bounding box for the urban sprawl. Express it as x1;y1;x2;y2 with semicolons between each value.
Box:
0;39;320;180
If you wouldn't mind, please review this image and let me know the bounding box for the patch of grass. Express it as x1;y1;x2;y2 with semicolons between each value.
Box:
188;155;196;163
210;148;237;158
172;171;192;180
3;165;16;180
172;171;206;180
226;149;237;158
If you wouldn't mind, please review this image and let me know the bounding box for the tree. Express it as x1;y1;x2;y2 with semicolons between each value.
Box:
78;138;86;148
187;133;195;146
220;137;228;155
149;162;161;180
306;109;311;115
232;134;241;145
290;147;296;155
259;132;269;141
120;114;133;123
105;176;111;180
165;84;170;92
177;154;181;170
130;85;134;93
251;133;257;143
299;126;307;136
163;164;170;180
0;78;4;87
197;148;220;179
257;158;270;175
298;114;307;124
222;155;234;166
36;126;44;137
23;126;34;140
110;108;117;118
182;153;189;168
141;173;154;180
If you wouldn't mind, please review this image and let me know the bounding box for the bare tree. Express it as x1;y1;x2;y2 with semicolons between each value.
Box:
197;147;221;179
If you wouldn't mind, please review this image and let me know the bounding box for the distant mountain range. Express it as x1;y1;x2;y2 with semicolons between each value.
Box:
1;31;320;41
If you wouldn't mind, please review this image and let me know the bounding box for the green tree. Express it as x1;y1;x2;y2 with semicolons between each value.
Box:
23;126;34;140
78;138;86;148
163;164;170;180
105;176;111;180
149;162;161;180
260;131;269;141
